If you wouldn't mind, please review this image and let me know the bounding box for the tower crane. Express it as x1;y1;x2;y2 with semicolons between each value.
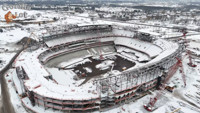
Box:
144;57;186;111
24;32;38;49
182;31;196;67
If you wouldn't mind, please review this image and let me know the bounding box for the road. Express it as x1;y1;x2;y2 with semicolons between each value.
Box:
0;75;16;113
0;48;24;113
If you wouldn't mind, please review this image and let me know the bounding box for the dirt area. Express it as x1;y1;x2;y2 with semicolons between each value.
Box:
73;55;136;85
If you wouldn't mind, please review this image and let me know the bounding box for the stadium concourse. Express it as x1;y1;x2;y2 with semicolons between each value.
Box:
11;24;182;112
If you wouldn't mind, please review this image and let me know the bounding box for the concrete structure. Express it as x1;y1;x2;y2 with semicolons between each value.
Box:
14;25;183;112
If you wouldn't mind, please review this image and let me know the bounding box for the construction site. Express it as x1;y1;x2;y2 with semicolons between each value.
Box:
1;1;200;113
10;24;188;112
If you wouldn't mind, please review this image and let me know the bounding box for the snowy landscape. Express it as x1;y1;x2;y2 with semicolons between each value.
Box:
0;0;200;113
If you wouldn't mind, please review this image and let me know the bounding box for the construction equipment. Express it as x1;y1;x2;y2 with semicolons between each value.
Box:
182;31;196;67
25;32;38;48
165;86;175;93
144;57;186;111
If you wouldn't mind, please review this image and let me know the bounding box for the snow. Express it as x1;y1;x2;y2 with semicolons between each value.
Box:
8;60;200;113
59;58;92;68
96;60;114;70
0;28;29;43
188;41;200;49
12;69;24;95
96;6;138;13
0;53;15;70
148;39;179;64
15;47;99;100
138;28;161;36
1;5;200;113
45;31;113;47
24;79;41;91
13;31;176;103
84;67;92;73
114;37;163;58
116;46;150;62
47;67;84;86
4;69;27;113
92;56;200;113
188;48;200;56
187;35;200;42
0;6;46;21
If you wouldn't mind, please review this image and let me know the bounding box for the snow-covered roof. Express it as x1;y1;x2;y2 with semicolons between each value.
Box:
15;47;99;100
114;37;162;58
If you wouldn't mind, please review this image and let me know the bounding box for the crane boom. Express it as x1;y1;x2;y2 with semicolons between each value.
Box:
25;32;38;48
182;32;196;67
144;57;184;111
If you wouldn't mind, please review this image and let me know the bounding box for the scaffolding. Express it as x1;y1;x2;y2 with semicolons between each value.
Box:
93;45;182;109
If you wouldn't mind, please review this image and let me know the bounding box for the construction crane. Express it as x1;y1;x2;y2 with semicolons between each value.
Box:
144;57;186;112
25;32;38;48
182;31;196;67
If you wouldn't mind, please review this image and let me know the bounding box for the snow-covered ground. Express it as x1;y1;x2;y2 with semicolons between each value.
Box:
0;53;15;70
4;60;200;113
4;69;29;113
1;4;200;113
96;6;138;13
0;28;29;43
